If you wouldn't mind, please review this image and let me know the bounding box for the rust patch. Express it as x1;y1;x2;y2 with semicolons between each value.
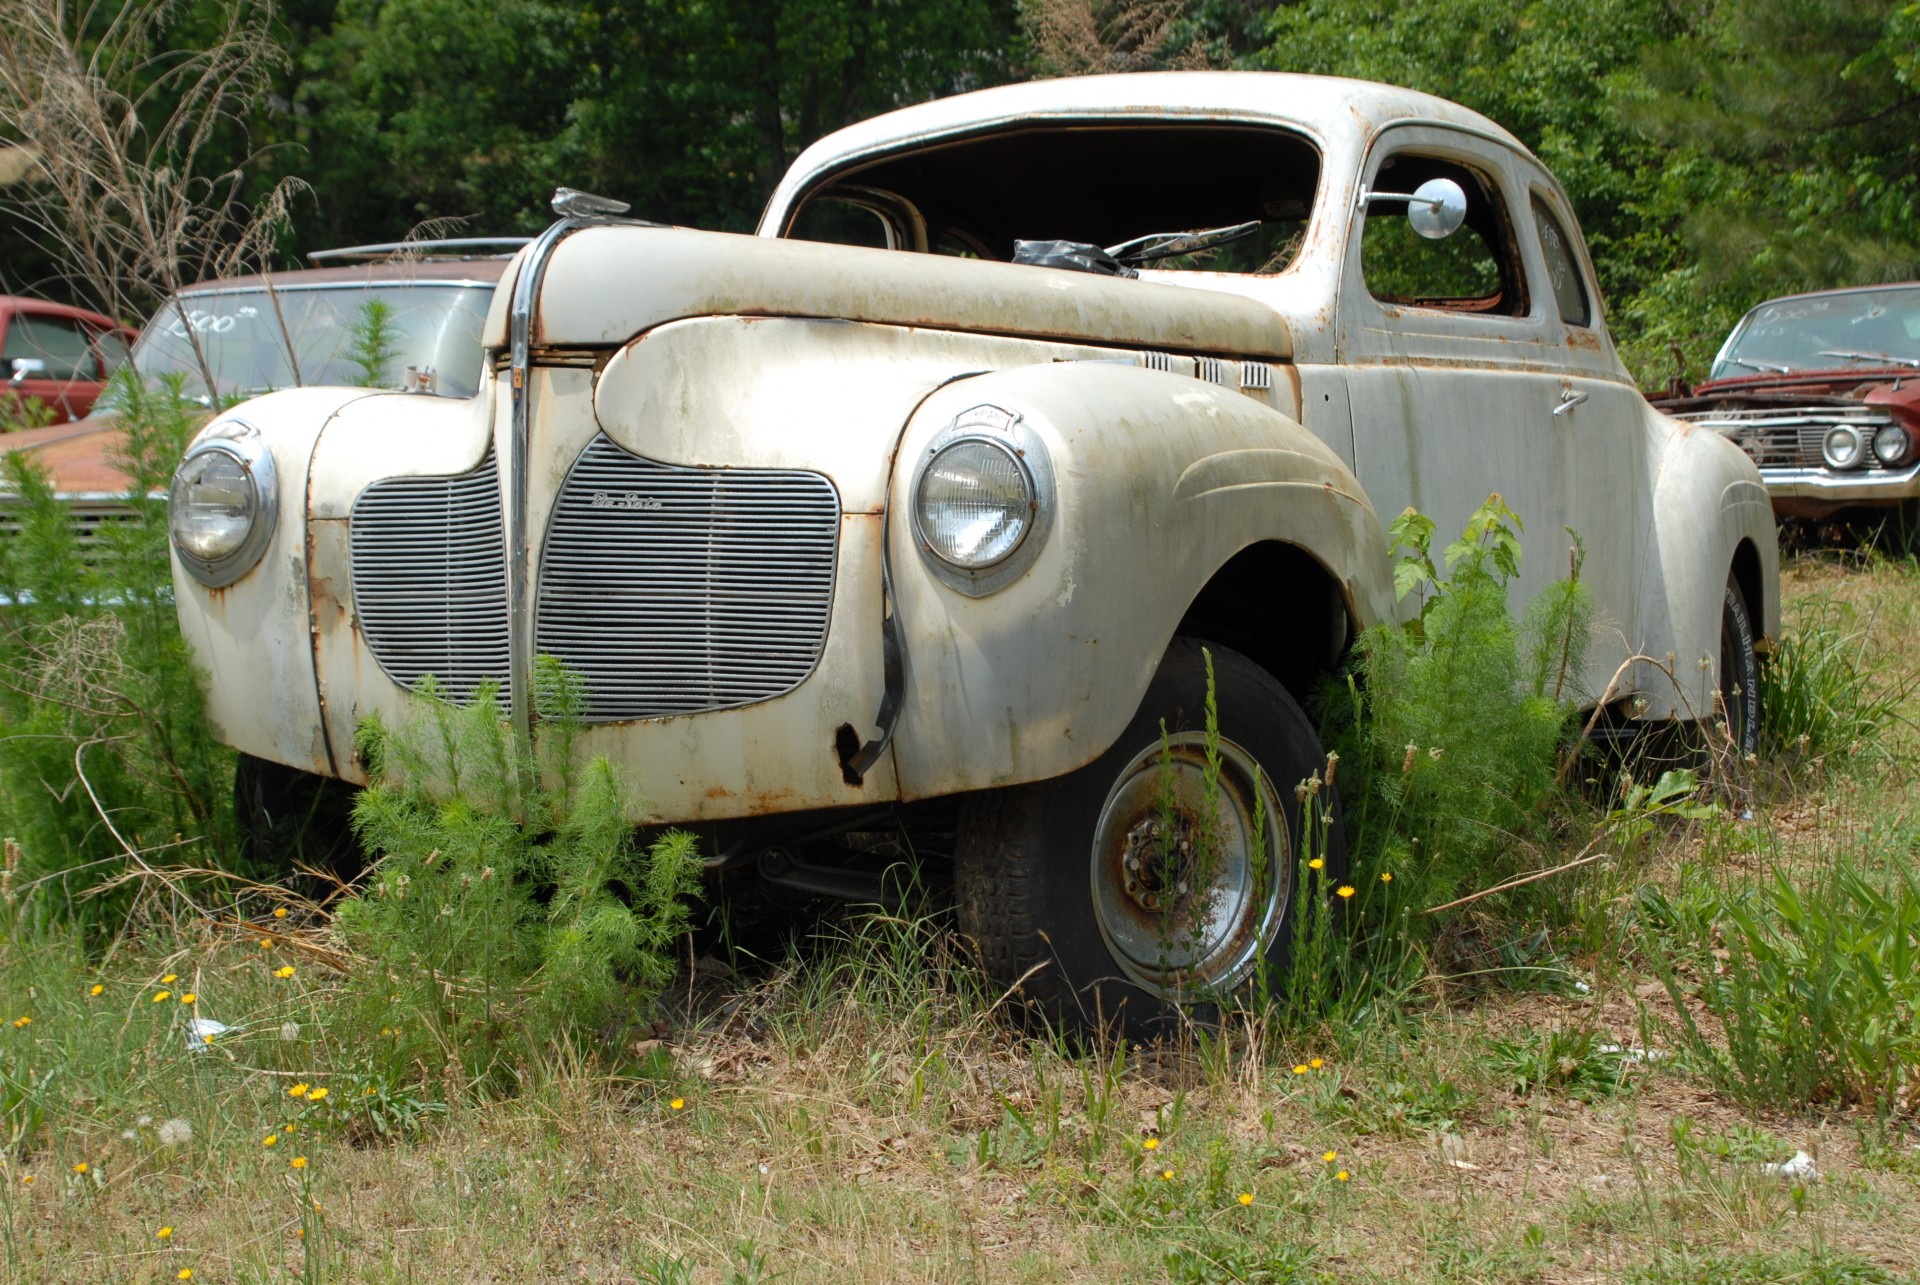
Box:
1566;327;1601;352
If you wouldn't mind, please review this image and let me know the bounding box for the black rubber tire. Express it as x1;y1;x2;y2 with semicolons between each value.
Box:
1719;573;1762;757
234;753;366;888
953;637;1342;1041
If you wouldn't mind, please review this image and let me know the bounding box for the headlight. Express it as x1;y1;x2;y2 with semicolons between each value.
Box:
1873;424;1909;465
911;405;1055;596
1822;425;1864;470
169;420;277;587
916;439;1034;567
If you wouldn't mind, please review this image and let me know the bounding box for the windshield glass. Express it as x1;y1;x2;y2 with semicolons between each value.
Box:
133;282;494;399
1713;285;1920;380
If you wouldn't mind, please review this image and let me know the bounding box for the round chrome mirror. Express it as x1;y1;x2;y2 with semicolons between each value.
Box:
1407;178;1467;239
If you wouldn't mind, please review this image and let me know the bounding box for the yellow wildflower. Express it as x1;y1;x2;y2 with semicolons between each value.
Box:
152;990;171;1003
162;974;177;984
180;993;196;1005
1292;1064;1309;1075
1335;885;1355;899
1336;1170;1350;1182
274;966;296;980
89;984;103;997
72;1162;88;1174
20;1175;33;1186
10;1016;27;1028
289;1083;309;1098
259;938;272;949
263;1134;278;1147
291;1156;307;1170
297;1228;306;1239
1322;1150;1336;1163
1309;1058;1324;1070
273;907;288;919
306;1087;328;1102
669;1097;684;1111
157;1226;173;1240
1381;872;1393;883
179;1271;194;1281
1238;1192;1254;1206
1307;858;1324;871
1142;1137;1159;1151
1160;1168;1174;1181
283;1123;297;1133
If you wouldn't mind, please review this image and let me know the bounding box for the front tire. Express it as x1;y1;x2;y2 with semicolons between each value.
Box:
954;637;1341;1039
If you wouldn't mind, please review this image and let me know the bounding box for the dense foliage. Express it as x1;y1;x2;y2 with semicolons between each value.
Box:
2;1;1915;387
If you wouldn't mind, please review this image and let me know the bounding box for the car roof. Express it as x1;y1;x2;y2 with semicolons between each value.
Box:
765;71;1529;227
178;259;511;293
0;296;134;333
1740;281;1920;310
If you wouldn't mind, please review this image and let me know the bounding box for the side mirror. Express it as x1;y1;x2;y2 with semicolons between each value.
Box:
9;357;46;387
1365;177;1469;240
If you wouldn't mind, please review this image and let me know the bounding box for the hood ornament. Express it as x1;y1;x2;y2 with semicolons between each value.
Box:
551;187;631;218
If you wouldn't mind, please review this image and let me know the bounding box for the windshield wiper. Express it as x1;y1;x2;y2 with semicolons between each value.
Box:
1724;357;1792;374
1818;349;1920;370
1106;220;1263;265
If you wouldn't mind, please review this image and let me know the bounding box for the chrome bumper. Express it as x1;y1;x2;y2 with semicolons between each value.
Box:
1760;463;1920;502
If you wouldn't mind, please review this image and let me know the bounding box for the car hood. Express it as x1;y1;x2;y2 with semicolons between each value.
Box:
0;413;134;495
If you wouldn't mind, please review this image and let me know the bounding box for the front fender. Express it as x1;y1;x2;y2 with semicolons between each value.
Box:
888;361;1391;799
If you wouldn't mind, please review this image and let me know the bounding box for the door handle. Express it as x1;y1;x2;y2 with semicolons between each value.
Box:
1553;389;1589;417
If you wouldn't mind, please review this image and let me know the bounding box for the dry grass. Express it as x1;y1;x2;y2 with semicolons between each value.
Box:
6;553;1920;1284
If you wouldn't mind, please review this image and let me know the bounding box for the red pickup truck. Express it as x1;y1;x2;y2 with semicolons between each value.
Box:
0;297;137;426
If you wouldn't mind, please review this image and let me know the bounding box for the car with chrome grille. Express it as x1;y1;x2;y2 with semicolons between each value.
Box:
166;72;1778;1037
1655;283;1920;520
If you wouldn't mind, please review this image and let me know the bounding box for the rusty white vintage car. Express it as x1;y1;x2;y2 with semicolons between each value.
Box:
167;73;1777;1034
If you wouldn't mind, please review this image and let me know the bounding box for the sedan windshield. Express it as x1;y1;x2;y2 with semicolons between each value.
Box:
134;282;494;400
1712;285;1920;380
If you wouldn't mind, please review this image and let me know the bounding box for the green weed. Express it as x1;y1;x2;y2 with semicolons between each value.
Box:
1642;860;1920;1112
1761;597;1911;762
344;297;402;388
340;659;703;1087
1488;1027;1633;1101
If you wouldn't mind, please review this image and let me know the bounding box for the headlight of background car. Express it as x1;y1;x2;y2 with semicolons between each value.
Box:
168;420;278;588
1873;424;1909;466
911;405;1055;597
1822;425;1864;471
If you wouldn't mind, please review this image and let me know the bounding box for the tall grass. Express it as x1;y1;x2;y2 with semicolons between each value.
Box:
0;371;235;929
1761;596;1911;762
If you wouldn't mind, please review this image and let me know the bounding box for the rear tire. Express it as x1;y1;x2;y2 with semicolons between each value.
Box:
1719;573;1762;758
954;637;1341;1040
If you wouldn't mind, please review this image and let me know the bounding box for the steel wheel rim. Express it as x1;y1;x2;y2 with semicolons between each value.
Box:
1088;732;1291;998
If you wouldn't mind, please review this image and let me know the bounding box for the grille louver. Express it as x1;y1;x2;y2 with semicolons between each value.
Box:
349;454;510;702
1684;405;1896;470
536;434;840;721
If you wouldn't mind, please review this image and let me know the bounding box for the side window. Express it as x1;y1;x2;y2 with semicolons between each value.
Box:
2;312;100;380
787;197;895;250
1361;155;1526;316
1531;195;1591;327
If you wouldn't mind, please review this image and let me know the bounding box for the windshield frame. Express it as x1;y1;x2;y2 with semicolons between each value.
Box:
773;114;1330;281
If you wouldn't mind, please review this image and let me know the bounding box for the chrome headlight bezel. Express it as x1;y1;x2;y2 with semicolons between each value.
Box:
1822;424;1865;471
910;405;1055;597
168;419;278;588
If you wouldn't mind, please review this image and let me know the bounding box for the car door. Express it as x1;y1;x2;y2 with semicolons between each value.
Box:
1337;128;1593;657
1512;179;1650;694
1;308;105;423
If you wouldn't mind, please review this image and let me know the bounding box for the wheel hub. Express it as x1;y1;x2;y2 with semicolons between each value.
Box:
1090;732;1290;999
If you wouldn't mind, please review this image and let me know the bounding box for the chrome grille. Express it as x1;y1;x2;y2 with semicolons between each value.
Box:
349;455;509;702
537;434;840;721
1683;405;1895;470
